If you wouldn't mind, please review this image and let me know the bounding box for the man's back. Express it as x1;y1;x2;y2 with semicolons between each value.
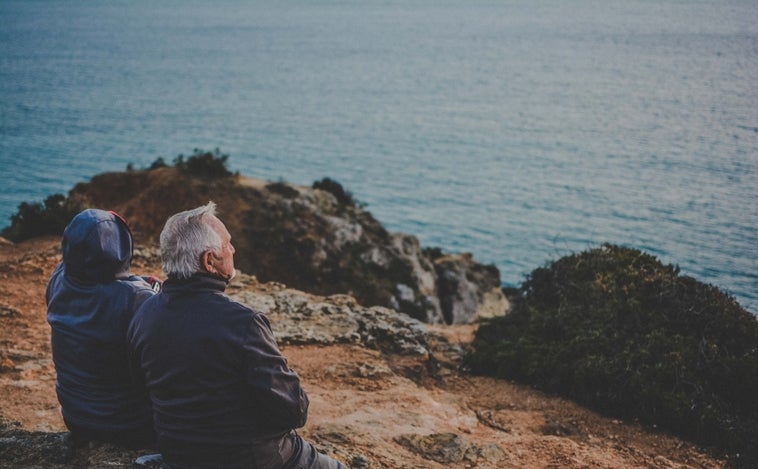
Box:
128;273;308;468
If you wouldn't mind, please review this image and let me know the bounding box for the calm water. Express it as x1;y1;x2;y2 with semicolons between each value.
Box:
1;0;756;312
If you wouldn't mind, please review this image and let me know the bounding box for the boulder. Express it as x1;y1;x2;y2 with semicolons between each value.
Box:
432;253;509;324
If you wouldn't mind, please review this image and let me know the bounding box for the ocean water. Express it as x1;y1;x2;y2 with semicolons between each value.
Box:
1;0;756;312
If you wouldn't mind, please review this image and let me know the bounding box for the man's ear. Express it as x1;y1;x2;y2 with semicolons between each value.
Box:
200;250;215;274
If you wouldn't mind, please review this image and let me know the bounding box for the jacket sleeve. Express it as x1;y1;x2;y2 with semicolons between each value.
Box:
124;275;158;311
242;312;309;432
45;263;64;306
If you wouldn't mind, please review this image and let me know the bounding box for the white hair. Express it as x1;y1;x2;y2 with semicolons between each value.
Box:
160;202;222;279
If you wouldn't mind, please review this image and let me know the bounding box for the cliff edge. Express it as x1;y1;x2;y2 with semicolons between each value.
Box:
0;237;726;468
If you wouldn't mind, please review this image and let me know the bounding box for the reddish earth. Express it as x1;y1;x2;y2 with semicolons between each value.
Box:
0;237;728;468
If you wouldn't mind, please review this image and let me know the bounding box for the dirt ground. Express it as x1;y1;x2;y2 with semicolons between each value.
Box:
0;237;728;468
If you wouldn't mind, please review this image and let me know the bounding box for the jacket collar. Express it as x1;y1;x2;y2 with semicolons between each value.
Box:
163;273;228;294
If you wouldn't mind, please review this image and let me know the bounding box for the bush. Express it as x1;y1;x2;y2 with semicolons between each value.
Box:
173;148;233;178
312;177;357;207
266;181;300;199
466;244;758;467
148;157;168;170
423;247;445;260
1;194;83;242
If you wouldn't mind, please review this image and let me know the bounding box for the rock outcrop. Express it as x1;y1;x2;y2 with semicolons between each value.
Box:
69;167;507;324
227;273;438;356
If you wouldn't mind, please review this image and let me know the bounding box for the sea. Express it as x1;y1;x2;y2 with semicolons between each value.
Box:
1;0;756;313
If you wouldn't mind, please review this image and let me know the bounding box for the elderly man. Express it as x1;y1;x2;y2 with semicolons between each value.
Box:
128;202;344;469
47;209;158;448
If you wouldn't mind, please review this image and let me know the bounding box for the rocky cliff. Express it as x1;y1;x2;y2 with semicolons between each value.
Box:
66;166;507;324
0;238;727;468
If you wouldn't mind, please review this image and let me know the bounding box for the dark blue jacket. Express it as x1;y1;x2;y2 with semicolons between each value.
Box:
46;209;156;440
127;274;309;469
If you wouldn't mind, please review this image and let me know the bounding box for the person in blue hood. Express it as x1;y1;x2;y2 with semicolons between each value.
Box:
46;208;159;448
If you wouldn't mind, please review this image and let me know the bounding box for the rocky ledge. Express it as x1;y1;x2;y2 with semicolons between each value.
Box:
0;239;728;468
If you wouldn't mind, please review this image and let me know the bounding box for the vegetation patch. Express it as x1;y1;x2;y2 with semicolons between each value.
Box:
137;149;233;175
5;149;235;242
465;244;758;467
313;177;358;207
266;181;300;199
164;148;235;179
1;194;83;242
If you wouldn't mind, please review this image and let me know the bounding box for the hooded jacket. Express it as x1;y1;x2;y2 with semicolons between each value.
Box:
46;209;156;439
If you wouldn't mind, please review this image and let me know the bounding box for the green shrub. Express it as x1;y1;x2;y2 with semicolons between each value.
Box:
266;181;300;199
1;194;83;242
173;148;233;178
466;244;758;467
148;157;168;170
312;177;357;207
423;247;445;260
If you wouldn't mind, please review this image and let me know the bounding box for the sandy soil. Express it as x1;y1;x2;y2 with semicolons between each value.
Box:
0;237;727;468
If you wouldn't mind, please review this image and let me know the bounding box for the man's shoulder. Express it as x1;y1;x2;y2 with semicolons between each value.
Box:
175;289;261;318
219;294;263;319
206;293;273;330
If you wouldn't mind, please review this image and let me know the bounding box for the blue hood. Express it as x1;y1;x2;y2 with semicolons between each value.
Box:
62;209;133;283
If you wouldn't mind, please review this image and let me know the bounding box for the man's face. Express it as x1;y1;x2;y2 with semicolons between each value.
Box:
206;215;236;281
